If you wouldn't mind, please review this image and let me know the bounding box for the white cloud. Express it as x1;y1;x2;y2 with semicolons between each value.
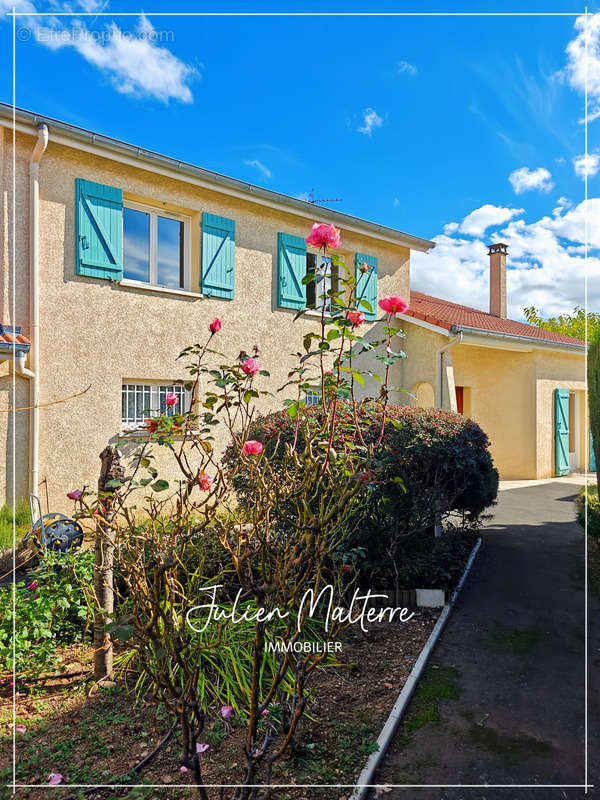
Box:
397;60;417;76
508;166;554;194
563;13;600;122
358;108;383;136
2;4;196;103
573;152;600;178
411;197;600;320
243;159;272;179
393;197;400;207
443;221;460;234
458;204;524;237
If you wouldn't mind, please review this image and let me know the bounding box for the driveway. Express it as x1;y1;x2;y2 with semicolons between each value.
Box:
370;481;598;799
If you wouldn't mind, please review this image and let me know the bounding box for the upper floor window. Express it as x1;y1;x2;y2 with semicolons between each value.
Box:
121;382;188;430
123;202;190;290
306;253;339;312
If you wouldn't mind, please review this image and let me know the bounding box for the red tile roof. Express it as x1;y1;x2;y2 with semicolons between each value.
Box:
404;292;586;348
0;330;30;346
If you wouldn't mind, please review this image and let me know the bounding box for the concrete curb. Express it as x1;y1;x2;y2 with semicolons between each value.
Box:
348;536;482;800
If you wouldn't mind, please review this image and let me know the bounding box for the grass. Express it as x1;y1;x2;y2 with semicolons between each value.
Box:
485;627;543;655
0;497;31;549
400;665;460;742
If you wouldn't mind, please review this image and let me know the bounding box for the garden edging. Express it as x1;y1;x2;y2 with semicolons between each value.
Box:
349;536;482;800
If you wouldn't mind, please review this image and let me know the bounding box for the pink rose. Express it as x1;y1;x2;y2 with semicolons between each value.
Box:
378;295;409;314
243;440;263;456
241;358;260;376
48;774;63;786
165;392;179;406
220;705;233;719
346;309;365;327
359;261;370;274
209;317;222;334
306;222;341;249
15;724;26;734
66;489;82;501
198;473;213;491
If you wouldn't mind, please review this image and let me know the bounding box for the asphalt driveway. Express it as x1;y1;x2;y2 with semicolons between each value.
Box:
370;481;598;800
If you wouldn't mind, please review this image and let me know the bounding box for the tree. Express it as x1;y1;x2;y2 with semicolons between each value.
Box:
523;305;600;341
589;335;600;490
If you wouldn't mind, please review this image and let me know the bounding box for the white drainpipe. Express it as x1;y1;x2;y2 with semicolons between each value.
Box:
436;331;462;409
28;124;49;495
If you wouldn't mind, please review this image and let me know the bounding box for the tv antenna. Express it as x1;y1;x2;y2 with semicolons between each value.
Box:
306;188;343;205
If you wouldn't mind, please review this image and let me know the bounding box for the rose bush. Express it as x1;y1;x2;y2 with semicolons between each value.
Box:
69;221;408;799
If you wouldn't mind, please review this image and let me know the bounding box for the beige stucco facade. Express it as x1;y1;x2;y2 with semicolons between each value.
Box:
0;120;421;512
395;318;587;480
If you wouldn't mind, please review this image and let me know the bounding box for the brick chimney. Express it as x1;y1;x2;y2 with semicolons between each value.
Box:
488;243;507;318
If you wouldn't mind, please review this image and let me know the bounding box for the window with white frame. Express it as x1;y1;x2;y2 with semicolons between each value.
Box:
121;383;188;430
306;253;338;312
123;201;190;290
305;389;322;407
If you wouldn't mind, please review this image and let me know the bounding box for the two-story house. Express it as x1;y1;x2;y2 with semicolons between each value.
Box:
0;104;434;512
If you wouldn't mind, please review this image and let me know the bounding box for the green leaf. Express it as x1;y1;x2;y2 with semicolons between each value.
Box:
287;403;298;419
151;479;169;492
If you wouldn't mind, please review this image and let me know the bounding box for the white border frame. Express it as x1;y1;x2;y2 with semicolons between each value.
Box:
6;6;593;796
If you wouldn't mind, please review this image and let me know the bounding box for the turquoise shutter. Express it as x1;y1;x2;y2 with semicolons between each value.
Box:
555;388;570;476
75;179;123;280
201;213;235;299
278;233;306;309
355;252;378;320
591;431;596;472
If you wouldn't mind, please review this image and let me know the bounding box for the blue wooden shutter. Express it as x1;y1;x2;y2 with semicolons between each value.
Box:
75;179;123;280
355;252;378;320
278;233;306;309
201;213;235;299
590;431;596;472
555;388;570;476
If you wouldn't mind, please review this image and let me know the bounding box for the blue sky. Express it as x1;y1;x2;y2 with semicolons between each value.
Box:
1;0;599;320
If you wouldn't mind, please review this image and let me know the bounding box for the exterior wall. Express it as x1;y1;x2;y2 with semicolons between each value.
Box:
399;321;587;481
393;320;449;408
2;127;410;512
533;349;587;479
452;343;539;479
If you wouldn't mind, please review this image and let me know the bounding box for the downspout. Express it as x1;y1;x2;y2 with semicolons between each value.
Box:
436;331;462;409
28;124;49;495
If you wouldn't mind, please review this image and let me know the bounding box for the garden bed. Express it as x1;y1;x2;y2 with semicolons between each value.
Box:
1;609;438;799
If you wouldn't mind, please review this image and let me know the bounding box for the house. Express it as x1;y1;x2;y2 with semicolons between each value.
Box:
0;104;434;512
394;243;588;480
0;105;588;514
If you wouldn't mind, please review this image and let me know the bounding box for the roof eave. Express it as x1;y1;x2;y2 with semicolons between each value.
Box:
450;324;587;353
0;105;436;253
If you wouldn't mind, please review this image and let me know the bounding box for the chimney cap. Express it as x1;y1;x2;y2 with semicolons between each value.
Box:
488;242;508;255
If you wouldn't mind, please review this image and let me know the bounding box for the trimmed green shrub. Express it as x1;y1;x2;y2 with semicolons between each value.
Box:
576;485;600;540
223;402;498;586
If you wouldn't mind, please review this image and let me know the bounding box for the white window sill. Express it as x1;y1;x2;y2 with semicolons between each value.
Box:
119;279;202;300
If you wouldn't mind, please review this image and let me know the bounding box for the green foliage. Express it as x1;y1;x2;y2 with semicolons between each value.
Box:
225;402;497;587
0;548;94;680
523;305;599;341
0;498;31;549
576;485;600;540
589;337;600;490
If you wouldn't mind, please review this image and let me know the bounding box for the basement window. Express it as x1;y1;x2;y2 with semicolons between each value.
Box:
121;383;188;430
